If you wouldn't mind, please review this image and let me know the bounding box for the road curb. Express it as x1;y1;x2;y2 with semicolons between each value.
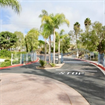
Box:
0;58;39;70
75;58;105;75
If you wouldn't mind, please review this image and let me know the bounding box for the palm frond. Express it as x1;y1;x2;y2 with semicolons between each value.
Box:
0;0;21;14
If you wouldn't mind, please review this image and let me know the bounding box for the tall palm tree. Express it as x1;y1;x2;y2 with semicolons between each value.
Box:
40;11;69;64
41;28;50;62
49;13;69;64
39;10;53;63
0;0;21;13
84;18;91;54
84;18;91;31
55;29;65;64
74;22;80;58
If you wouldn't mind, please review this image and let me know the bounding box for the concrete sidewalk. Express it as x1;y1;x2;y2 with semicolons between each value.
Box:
0;73;89;105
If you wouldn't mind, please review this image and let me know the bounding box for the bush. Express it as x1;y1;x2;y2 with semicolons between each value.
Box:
50;63;56;67
39;60;46;67
5;59;10;62
0;49;11;58
0;60;11;67
12;51;27;54
12;60;20;64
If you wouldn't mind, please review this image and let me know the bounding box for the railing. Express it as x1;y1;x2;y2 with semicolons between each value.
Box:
37;53;63;64
11;52;37;65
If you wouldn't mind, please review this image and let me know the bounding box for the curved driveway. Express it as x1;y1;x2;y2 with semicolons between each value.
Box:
0;58;105;105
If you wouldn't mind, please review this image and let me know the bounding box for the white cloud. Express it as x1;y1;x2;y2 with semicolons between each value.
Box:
0;0;104;37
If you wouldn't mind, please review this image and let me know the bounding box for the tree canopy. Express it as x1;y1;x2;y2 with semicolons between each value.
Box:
14;31;25;50
84;18;91;30
81;21;105;53
25;28;39;52
0;31;17;49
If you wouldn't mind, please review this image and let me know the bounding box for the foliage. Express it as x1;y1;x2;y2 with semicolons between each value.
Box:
39;60;46;67
0;31;17;50
0;60;11;67
11;51;27;54
84;18;91;30
61;36;70;53
13;31;25;50
0;49;11;58
25;28;39;52
38;40;45;48
40;10;70;64
5;59;10;62
74;22;80;36
73;22;81;58
55;30;69;54
50;63;56;67
40;25;51;61
12;60;20;64
0;0;21;13
39;10;53;63
81;21;105;53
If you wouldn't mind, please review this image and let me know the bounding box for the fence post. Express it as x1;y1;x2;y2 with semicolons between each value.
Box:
26;53;28;63
20;54;22;64
11;53;13;65
35;52;36;61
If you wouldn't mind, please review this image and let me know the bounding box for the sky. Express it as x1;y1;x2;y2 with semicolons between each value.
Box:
0;0;105;40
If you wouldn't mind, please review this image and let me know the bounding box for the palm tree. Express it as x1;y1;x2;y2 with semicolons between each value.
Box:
0;0;21;13
38;40;45;50
84;18;91;31
41;28;50;62
49;13;69;64
55;29;65;64
40;11;69;64
39;10;53;63
84;18;91;54
40;23;53;62
74;22;80;58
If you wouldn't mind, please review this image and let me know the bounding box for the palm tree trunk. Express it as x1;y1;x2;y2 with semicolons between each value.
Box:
58;39;60;64
49;35;51;63
44;38;47;62
53;28;55;64
76;35;79;58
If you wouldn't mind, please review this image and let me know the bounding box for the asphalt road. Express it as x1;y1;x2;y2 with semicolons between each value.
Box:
0;58;105;105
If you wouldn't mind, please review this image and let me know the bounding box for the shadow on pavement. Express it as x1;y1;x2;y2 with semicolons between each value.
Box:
0;61;105;105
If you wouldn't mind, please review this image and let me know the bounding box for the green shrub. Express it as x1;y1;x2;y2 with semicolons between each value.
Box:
39;60;46;67
12;60;20;64
0;49;11;58
5;59;10;62
12;51;27;55
50;63;56;67
0;61;11;67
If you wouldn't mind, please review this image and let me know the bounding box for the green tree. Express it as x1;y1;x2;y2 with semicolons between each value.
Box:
81;21;105;54
0;0;21;13
38;40;45;49
0;31;17;49
61;35;70;53
74;22;80;58
14;31;24;51
41;13;69;63
39;10;53;63
41;27;50;61
84;18;91;31
25;28;39;52
55;29;65;63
